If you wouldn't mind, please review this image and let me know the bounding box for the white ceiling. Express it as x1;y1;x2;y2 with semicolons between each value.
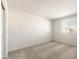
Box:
7;0;76;19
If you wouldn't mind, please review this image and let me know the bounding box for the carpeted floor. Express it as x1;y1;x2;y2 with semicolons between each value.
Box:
8;41;77;59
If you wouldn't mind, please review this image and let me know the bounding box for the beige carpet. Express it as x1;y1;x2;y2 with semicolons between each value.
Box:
8;41;76;59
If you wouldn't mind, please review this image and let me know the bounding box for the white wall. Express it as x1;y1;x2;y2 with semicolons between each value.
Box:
8;8;53;52
53;15;77;46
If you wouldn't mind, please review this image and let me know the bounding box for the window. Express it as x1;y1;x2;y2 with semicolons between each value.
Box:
61;18;77;33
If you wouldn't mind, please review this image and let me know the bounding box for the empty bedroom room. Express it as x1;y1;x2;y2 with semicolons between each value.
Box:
2;0;77;59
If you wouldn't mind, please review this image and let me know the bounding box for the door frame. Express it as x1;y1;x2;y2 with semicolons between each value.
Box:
1;0;8;58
